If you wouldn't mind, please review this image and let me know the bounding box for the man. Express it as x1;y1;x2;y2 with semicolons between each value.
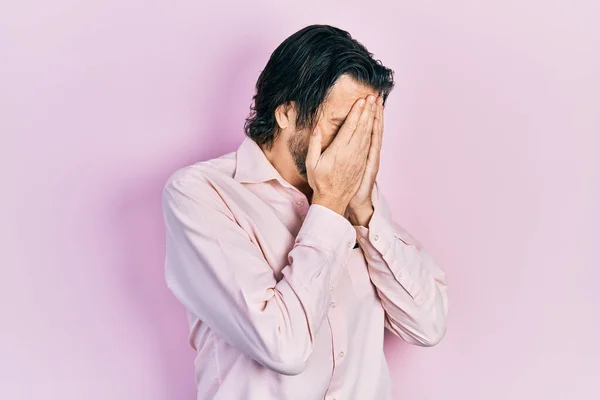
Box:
162;24;448;400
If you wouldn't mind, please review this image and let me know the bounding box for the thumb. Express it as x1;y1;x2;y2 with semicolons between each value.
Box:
305;125;322;172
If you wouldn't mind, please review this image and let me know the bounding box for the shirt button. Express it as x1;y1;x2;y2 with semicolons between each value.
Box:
296;200;305;206
330;286;334;292
347;241;353;248
339;351;345;358
330;302;336;308
373;234;379;241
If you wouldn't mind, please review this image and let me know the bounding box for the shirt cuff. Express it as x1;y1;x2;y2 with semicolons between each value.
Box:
353;195;419;277
359;202;395;258
298;204;357;256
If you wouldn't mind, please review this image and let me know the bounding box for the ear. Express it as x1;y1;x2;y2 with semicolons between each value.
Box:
274;101;296;130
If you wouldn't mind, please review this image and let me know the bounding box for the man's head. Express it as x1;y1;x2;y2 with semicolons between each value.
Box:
244;24;394;179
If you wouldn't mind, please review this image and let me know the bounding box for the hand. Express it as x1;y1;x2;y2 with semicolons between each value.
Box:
347;95;384;226
306;95;377;215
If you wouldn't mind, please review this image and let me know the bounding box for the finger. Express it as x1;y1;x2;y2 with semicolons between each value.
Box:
353;95;377;151
328;96;367;150
375;97;383;141
364;99;383;168
355;95;377;139
378;96;384;133
305;125;323;172
376;98;384;154
369;114;382;166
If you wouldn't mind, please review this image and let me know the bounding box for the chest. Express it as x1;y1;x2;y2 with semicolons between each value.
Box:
231;181;379;314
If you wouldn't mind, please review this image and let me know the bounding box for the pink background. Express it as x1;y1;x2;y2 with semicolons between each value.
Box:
1;1;598;399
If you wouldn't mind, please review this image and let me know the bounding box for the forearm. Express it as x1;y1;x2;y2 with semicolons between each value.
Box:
163;179;358;375
353;185;449;346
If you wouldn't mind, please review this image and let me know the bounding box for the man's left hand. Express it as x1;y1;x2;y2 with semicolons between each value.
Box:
347;95;384;227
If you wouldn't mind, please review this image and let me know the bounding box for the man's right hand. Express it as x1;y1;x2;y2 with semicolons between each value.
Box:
306;94;377;216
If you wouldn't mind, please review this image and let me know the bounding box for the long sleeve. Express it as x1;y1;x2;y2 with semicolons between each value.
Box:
162;177;357;376
353;182;449;346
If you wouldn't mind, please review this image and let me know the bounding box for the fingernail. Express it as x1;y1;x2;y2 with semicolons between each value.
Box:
368;96;375;104
359;99;366;108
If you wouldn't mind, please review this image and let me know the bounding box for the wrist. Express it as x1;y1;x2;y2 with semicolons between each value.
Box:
312;195;348;216
347;203;374;227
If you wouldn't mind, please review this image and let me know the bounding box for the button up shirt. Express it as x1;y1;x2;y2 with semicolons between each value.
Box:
162;136;449;400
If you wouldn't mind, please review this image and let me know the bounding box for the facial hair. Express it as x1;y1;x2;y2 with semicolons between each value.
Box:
287;130;309;178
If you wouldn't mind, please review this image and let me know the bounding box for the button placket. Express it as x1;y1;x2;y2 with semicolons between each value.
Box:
326;297;349;393
295;196;308;221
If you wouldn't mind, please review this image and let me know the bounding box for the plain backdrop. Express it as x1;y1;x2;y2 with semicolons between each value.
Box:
1;1;598;399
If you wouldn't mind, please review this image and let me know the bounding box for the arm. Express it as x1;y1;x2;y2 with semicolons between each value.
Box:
162;176;356;375
352;182;449;346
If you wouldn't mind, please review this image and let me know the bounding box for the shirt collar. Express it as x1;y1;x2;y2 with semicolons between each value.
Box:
234;136;362;220
234;136;288;185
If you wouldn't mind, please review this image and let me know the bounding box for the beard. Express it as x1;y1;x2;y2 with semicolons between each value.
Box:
287;130;310;178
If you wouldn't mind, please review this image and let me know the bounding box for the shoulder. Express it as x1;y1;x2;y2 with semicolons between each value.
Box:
164;149;235;191
162;152;237;215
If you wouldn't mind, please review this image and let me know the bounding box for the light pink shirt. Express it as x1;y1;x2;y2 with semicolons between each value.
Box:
162;137;449;400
